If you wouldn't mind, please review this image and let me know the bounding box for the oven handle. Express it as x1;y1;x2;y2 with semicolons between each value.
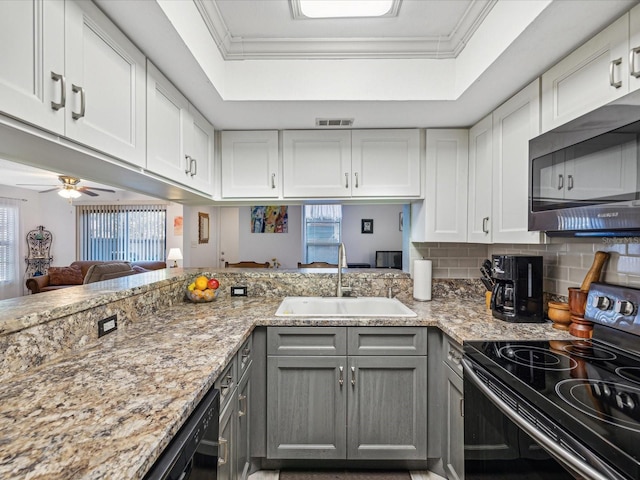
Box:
462;358;617;480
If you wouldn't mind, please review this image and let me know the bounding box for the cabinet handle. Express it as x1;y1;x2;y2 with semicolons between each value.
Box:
71;84;85;120
567;174;574;191
351;366;356;386
345;172;349;189
242;347;251;359
271;173;276;189
482;216;489;234
238;394;247;417
609;57;623;88
339;366;344;387
184;155;191;174
190;157;197;177
631;47;640;77
50;72;66;111
218;437;228;465
557;174;564;190
354;172;359;188
460;398;464;418
221;374;233;390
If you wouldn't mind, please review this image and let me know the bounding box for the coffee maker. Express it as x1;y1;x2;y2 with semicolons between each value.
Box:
490;254;544;323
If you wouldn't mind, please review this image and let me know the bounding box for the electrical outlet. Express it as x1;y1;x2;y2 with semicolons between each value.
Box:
98;315;118;337
231;286;247;297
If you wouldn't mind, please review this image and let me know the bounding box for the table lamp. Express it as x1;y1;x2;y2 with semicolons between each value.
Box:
167;248;183;268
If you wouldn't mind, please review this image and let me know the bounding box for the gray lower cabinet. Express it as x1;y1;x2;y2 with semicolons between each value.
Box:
266;327;427;461
218;393;236;480
237;364;252;479
444;364;464;480
442;335;464;480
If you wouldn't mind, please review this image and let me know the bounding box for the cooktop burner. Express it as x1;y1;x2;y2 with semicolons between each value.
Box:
556;379;640;432
498;344;578;371
561;341;618;361
617;367;640;386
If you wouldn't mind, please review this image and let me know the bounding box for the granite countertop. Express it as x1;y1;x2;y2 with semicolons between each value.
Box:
0;293;573;480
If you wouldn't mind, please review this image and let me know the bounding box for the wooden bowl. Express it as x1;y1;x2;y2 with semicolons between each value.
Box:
547;301;571;330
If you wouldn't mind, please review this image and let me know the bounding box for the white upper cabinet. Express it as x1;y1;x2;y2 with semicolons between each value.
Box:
467;115;493;243
351;129;421;198
147;61;214;195
0;0;146;167
283;130;353;198
411;129;468;242
0;0;65;134
283;129;420;199
541;12;629;133
492;79;543;244
65;0;146;166
629;4;640;91
221;130;280;198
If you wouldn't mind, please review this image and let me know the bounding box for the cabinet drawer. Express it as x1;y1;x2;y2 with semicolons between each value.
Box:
443;335;463;377
215;356;237;409
267;327;347;356
237;335;253;378
347;327;427;356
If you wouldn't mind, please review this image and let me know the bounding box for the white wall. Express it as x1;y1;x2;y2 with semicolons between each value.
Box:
342;204;403;266
237;205;302;268
183;205;218;268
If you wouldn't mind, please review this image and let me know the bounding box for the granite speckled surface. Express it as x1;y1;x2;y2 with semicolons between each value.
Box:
0;270;573;480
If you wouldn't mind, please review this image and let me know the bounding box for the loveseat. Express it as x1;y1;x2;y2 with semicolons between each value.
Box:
25;260;167;294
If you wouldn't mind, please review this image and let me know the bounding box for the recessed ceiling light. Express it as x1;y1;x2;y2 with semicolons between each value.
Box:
296;0;397;19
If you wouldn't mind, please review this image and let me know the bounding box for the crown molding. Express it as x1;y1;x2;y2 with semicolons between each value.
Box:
194;0;497;60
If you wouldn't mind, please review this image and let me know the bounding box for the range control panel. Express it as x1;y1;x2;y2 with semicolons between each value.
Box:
586;283;640;335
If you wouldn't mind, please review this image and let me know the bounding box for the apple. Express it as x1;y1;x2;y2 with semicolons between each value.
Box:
207;278;220;290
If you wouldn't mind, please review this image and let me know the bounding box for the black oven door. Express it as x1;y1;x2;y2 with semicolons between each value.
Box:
462;359;623;480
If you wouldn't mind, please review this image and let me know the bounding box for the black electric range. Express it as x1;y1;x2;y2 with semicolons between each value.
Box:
463;283;640;480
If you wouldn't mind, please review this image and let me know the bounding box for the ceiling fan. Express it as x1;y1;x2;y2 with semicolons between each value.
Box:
19;175;116;198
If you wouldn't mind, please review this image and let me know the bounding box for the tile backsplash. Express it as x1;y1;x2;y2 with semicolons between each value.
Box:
411;238;640;296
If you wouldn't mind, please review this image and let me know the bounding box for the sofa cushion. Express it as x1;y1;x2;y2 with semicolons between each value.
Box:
83;263;132;284
48;265;84;286
131;265;150;273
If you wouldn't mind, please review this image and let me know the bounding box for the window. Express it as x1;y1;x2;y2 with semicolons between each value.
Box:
77;204;167;261
0;203;18;284
303;204;342;263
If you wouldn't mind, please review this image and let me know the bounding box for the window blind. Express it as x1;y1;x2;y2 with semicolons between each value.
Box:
0;198;20;299
77;204;167;262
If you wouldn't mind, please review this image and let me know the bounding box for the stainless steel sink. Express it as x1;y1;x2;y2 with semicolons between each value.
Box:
275;296;417;317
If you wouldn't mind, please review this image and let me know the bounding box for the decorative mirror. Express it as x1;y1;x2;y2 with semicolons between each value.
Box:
198;212;209;244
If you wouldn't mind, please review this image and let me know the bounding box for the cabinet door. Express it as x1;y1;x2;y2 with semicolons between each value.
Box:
187;104;215;195
283;130;352;198
221;130;280;198
541;14;628;132
413;129;468;242
0;0;64;134
630;4;640;92
237;367;251;480
65;0;146;167
444;364;464;480
218;396;236;480
467;115;493;243
492;80;543;244
146;61;190;183
347;327;427;356
351;129;421;197
267;356;347;459
347;356;427;460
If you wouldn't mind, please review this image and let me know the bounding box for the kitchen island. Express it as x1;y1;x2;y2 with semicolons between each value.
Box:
0;269;572;479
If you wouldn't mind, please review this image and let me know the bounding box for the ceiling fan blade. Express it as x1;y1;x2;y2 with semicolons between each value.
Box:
16;184;59;187
38;187;62;193
83;187;116;193
79;189;99;197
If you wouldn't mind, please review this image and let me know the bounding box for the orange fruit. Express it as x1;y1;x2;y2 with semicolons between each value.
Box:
194;275;208;290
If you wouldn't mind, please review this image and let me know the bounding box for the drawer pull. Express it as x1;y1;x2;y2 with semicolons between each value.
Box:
238;394;247;417
242;347;251;358
218;437;228;465
351;366;356;386
339;366;344;387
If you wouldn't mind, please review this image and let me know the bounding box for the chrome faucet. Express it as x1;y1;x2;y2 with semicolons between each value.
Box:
336;242;351;297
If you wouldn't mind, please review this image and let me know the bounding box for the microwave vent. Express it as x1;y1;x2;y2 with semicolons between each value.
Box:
316;118;354;127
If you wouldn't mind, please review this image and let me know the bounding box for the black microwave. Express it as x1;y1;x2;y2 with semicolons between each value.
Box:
529;90;640;237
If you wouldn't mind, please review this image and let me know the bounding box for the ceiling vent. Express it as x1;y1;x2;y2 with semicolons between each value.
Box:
316;118;354;127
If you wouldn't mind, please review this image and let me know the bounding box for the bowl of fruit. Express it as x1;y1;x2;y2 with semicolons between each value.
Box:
186;275;220;303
